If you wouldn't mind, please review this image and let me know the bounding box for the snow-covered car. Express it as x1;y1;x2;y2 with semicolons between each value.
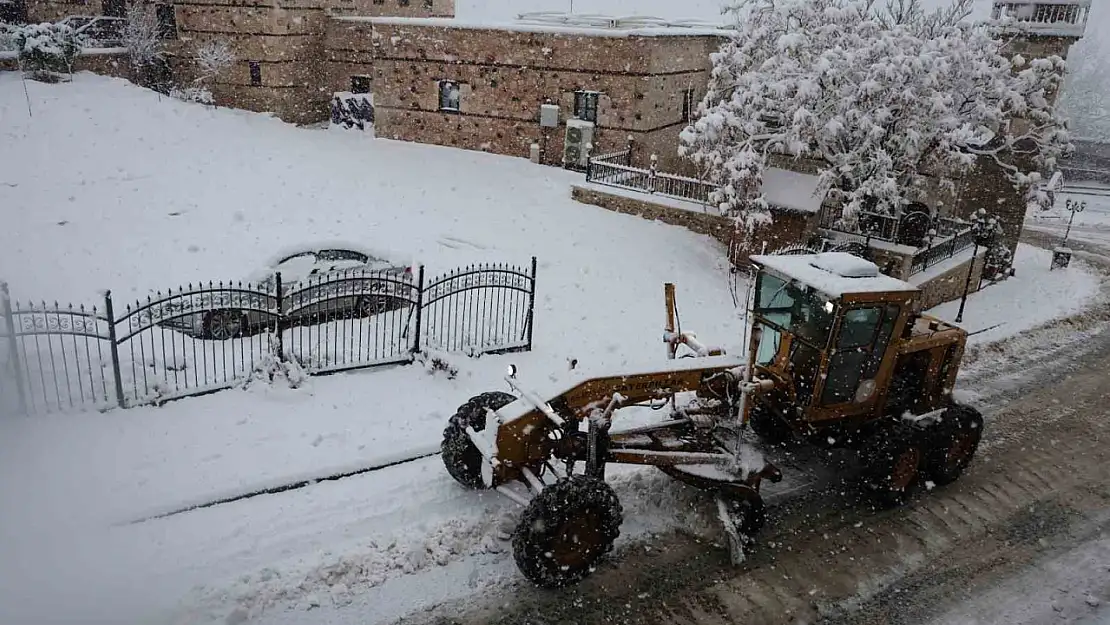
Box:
146;244;416;340
58;16;125;47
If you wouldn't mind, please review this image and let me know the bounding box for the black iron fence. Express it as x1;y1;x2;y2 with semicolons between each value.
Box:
586;149;717;207
0;259;537;415
909;229;977;275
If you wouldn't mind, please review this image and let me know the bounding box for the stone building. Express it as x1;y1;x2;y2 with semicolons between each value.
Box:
325;15;725;170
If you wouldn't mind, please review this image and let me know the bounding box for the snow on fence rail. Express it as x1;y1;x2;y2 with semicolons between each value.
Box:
0;259;537;415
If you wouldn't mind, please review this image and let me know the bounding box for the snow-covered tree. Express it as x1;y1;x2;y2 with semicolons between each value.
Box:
123;1;163;71
194;39;234;85
680;0;1071;234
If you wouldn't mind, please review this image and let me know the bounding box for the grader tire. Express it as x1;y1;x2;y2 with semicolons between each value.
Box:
512;475;623;588
441;391;516;489
925;404;984;486
864;425;925;509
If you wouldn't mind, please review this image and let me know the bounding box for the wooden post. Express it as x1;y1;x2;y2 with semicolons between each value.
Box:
664;283;677;360
0;282;28;415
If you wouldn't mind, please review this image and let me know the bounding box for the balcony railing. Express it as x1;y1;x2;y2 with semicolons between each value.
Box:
991;0;1090;37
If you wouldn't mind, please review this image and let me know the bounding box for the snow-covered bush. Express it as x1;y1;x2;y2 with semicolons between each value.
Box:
242;333;307;390
123;1;163;70
681;0;1070;234
0;22;18;52
170;85;214;104
194;39;234;85
13;23;82;81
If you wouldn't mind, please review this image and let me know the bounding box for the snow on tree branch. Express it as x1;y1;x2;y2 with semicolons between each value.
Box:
682;0;1071;233
123;1;164;69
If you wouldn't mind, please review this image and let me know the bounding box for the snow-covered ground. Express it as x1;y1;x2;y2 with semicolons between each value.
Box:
0;74;1103;625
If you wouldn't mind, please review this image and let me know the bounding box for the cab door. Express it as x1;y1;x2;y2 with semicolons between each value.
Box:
818;303;901;410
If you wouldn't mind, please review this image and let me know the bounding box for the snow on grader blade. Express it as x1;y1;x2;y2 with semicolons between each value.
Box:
440;252;985;588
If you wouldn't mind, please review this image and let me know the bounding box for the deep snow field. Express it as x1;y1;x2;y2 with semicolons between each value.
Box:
0;73;1102;625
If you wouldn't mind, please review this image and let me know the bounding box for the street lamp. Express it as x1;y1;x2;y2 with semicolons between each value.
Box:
1062;198;1087;245
955;209;997;324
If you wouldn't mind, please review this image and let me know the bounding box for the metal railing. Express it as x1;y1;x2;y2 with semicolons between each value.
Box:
586;149;717;207
818;206;901;242
991;1;1090;36
0;259;537;415
909;228;977;275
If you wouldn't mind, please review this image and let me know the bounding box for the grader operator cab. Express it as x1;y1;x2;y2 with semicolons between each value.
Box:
440;252;983;588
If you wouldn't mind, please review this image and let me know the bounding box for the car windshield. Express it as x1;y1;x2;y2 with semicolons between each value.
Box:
753;269;836;350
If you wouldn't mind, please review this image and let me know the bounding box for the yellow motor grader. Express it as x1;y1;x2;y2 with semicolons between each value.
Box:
440;252;984;588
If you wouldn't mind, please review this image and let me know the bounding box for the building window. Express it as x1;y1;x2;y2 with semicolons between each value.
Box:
681;88;696;122
155;4;177;40
249;61;262;86
573;90;599;123
399;0;409;6
351;75;371;94
372;0;384;4
423;0;433;8
438;79;460;112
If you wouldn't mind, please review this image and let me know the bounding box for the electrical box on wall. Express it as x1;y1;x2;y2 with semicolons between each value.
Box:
539;104;559;128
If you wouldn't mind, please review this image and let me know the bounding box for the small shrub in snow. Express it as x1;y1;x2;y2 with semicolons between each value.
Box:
123;2;163;72
242;333;307;390
194;39;234;85
14;23;82;81
415;350;459;379
0;23;18;52
170;85;214;104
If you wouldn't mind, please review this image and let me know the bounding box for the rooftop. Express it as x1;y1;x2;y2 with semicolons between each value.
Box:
751;252;920;298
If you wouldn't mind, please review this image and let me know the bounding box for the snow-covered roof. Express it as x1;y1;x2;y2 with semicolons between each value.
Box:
339;14;735;37
751;252;919;298
762;168;823;214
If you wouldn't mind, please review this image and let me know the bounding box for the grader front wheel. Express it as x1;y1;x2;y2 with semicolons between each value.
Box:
512;475;624;588
441;391;516;489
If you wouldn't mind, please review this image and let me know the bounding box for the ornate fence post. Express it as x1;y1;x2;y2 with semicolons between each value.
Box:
1;282;28;415
525;256;537;351
102;290;126;409
274;272;284;360
649;153;658;194
585;142;593;181
411;265;425;356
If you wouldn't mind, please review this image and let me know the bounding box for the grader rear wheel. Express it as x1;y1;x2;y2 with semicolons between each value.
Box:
864;426;925;508
512;475;623;588
441;391;516;489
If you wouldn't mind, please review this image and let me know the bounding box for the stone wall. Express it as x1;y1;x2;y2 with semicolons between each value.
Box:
570;185;817;264
0;49;130;77
912;252;986;312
